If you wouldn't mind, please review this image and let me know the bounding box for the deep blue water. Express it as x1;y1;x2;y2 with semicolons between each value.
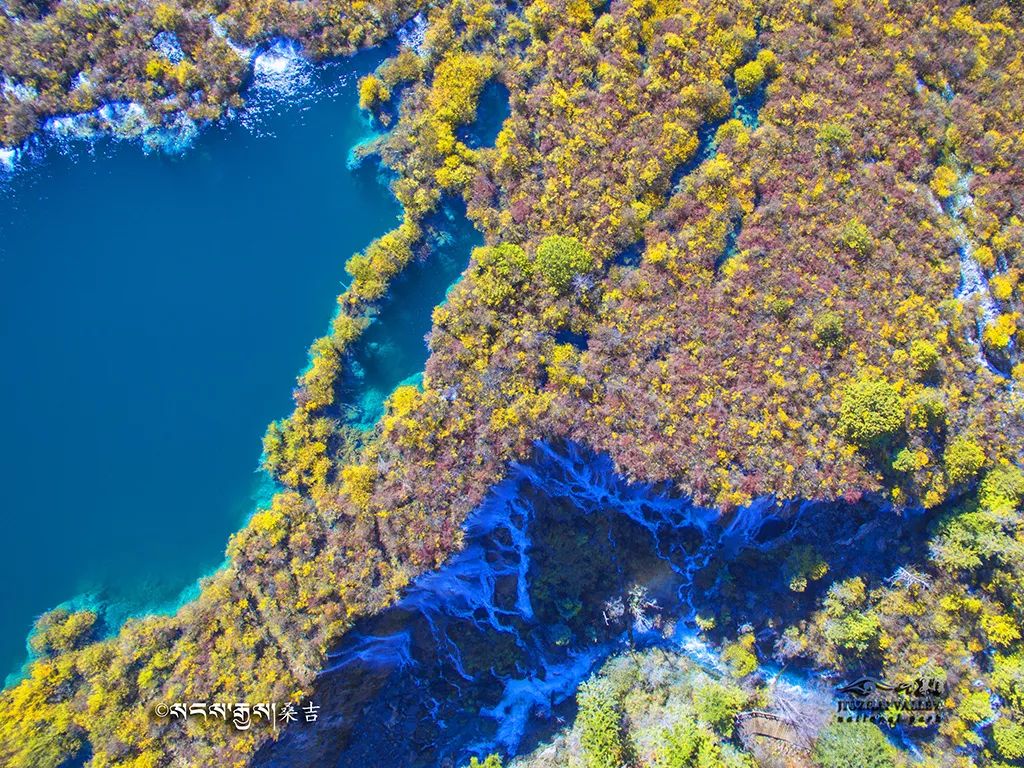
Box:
459;80;510;149
0;47;407;680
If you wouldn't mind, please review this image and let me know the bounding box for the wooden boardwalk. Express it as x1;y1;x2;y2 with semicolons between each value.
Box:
736;710;813;766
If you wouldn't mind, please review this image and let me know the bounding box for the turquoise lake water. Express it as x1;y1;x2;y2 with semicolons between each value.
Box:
345;200;482;427
0;46;430;680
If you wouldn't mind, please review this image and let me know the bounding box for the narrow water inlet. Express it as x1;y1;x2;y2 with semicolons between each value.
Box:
340;198;483;429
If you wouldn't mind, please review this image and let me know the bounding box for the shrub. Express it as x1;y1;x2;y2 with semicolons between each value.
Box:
813;722;896;768
979;462;1024;512
655;717;721;768
824;611;882;653
956;691;993;723
784;544;829;591
464;756;502;768
905;388;947;430
992;652;1024;711
892;447;927;473
813;311;846;349
153;3;182;30
29;609;97;657
994;717;1024;760
341;463;377;508
930;165;958;199
942;437;985;486
378;48;425;88
261;411;334;491
387;385;420;418
817;122;852;151
982;312;1017;350
982;614;1022;647
909;339;940;378
429;53;495;125
990;273;1015;301
298;338;341;411
475;243;533;306
535;235;594;292
822;578;882;654
838;219;874;257
755;49;779;76
974;244;996;269
346;221;420;301
721;635;758;679
577;679;625;768
931;505;1004;573
694;680;747;735
838;375;904;447
734;59;765;96
767;296;794;320
358;74;390;110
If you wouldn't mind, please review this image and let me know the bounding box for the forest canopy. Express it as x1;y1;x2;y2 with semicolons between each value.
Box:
2;0;1024;766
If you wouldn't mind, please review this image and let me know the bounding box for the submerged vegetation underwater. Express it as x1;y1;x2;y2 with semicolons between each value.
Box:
3;0;1024;766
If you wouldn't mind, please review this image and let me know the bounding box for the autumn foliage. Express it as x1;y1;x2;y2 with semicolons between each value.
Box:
2;0;1024;766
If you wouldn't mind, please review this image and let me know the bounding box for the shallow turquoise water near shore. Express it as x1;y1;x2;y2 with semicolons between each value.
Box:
0;48;403;680
345;200;482;428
